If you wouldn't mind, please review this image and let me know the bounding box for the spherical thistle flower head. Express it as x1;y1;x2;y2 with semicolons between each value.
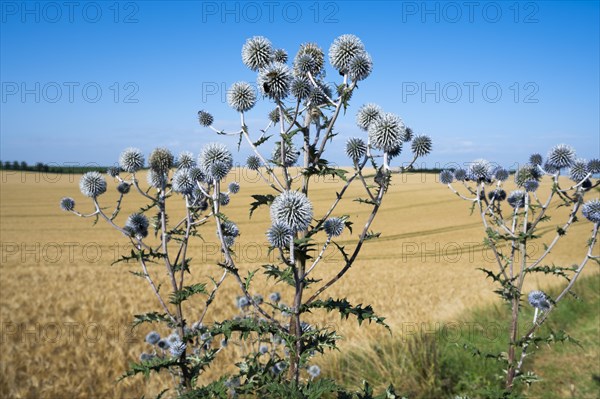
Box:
569;159;589;182
454;168;467;182
293;42;325;77
172;168;195;195
507;190;526;208
169;340;187;357
219;192;230;206
272;141;300;167
189;167;207;183
237;296;250;309
199;142;233;177
242;36;273;71
125;213;149;238
494;167;509;182
267;222;292;248
348;52;373;81
119;147;145;173
467;159;492;182
177;151;196;169
582;199;600;223
547;144;576;169
258;62;292;100
60;197;76;212
220;338;228;348
139;353;153;362
514;164;542;186
147;169;167;188
324;217;345;237
106;166;120;178
542;161;559;175
346;137;367;162
117;182;131;195
157;339;170;350
268;108;281;124
227;81;257;112
197;110;214;127
308;365;321;379
145;331;161;345
273;48;288;63
259;345;269;355
270;190;313;233
411;135;432;157
308;86;327;106
246;155;262;171
488;188;507;202
208;162;228;182
223;235;236;248
149;148;174;174
253;294;264;305
356;103;382;131
529;153;543;166
228;181;240;194
329;34;366;73
221;220;239;237
269;292;281;303
439;170;454;185
528;290;550;310
290;77;311;100
523;180;539;192
79;172;107;198
587;159;600;174
368;112;405;152
399;126;413;143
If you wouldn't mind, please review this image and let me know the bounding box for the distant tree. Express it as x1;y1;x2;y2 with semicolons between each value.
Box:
20;161;28;170
3;161;10;170
12;161;19;170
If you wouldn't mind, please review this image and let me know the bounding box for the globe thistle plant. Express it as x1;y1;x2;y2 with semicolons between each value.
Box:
119;147;144;173
439;170;454;185
507;190;526;208
272;48;288;63
546;144;576;169
348;52;373;81
107;166;120;178
147;169;167;188
329;34;365;73
228;181;240;194
241;36;273;71
368;112;405;152
488;188;507;201
246;155;261;171
514;164;542;186
169;340;187;357
146;331;161;345
528;291;550;311
587;159;600;174
125;213;149;239
149;148;174;174
523;180;539;192
267;222;292;248
494;167;509;182
172;168;196;195
529;153;543;166
411;135;433;157
60;197;75;211
454;168;467;181
79;172;107;198
582;199;600;223
258;62;292;100
323;217;344;237
227;82;257;113
269;292;281;303
569;159;589;182
270;191;313;233
307;365;321;379
198;110;214;127
219;192;230;206
177;151;196;169
290;77;311;100
117;182;131;195
345;137;367;162
271;141;300;167
356;103;382;131
466;159;492;182
293;42;324;77
198;143;233;177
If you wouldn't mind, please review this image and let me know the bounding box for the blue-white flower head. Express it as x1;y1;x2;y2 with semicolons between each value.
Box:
177;151;196;169
356;103;382;131
514;164;542;186
119;147;144;173
329;34;366;73
290;77;311;100
293;42;325;77
324;217;344;237
546;144;576;169
439;170;454;185
145;331;161;345
169;340;186;357
246;155;262;171
228;181;240;194
348;52;373;81
147;169;167;188
139;353;153;362
270;191;313;233
523;180;539;192
198;143;233;179
227;81;257;112
242;36;273;71
307;365;321;378
60;197;76;211
528;290;550;310
149;148;174;174
258;62;292;100
308;85;328;106
411;135;432;157
587;159;600;174
197;110;214;127
221;220;239;237
125;213;149;238
157;339;169;350
172;168;196;195
454;168;467;182
79;172;107;198
106;166;120;178
466;159;492;182
267;222;292;248
582;199;600;223
507;190;526;208
237;296;250;309
387;143;402;159
269;292;281;303
219;192;230;206
272;141;300;167
117;182;131;195
494;167;509;182
273;48;288;63
529;153;543;166
569;159;589;182
346;137;367;162
259;345;269;354
368;112;405;152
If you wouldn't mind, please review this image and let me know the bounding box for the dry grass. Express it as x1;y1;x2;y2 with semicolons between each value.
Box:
0;169;597;398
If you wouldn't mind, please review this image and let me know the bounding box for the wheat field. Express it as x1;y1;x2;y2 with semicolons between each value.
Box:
0;169;597;398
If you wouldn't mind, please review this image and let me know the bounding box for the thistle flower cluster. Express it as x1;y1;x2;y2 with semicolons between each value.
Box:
198;142;233;182
528;290;550;311
227;81;257;112
119;148;144;173
270;191;313;233
60;197;76;211
125;213;149;239
328;34;372;81
79;172;107;198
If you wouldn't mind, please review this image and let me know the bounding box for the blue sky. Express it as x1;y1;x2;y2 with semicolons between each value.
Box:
1;1;599;169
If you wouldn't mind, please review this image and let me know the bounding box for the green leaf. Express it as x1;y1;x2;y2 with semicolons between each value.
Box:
132;312;173;327
304;298;390;331
249;194;276;218
169;283;208;305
